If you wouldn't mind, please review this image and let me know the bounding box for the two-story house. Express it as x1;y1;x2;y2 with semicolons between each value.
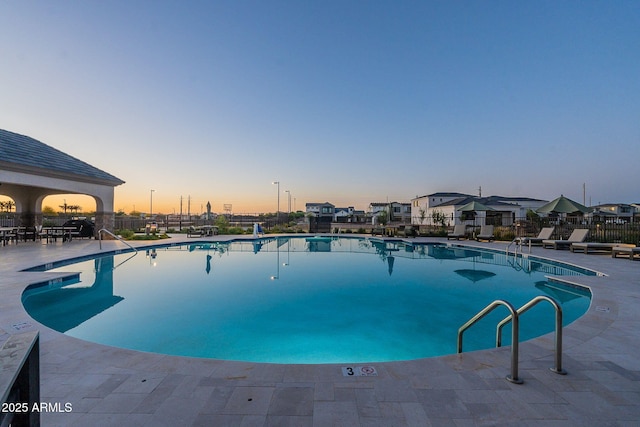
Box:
411;192;548;226
305;202;335;232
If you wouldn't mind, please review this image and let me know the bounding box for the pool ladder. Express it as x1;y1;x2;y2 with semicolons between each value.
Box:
457;296;566;384
505;238;523;256
98;228;138;253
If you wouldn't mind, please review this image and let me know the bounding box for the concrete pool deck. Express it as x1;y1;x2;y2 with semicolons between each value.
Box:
1;235;639;426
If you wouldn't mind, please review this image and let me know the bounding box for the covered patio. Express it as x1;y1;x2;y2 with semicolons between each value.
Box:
0;129;124;236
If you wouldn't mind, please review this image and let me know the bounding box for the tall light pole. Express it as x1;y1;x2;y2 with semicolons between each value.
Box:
285;190;291;216
272;181;280;225
150;189;155;219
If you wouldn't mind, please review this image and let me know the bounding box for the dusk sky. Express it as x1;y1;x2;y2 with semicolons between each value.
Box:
1;1;638;214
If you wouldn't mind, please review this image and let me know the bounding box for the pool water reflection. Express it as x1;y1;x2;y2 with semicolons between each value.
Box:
22;237;592;364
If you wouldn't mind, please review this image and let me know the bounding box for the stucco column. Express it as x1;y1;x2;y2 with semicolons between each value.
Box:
94;211;115;238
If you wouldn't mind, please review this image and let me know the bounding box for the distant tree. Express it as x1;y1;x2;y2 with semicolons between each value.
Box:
378;211;389;226
431;209;447;228
418;208;426;225
1;200;15;212
59;202;69;214
42;206;57;215
214;215;229;233
526;209;539;221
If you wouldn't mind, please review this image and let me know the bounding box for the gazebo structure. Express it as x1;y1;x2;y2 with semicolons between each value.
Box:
0;129;124;236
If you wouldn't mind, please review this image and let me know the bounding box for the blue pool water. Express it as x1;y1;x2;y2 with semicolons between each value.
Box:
22;237;593;364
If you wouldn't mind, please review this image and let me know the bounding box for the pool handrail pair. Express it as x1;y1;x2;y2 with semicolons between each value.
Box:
98;228;138;253
457;295;565;384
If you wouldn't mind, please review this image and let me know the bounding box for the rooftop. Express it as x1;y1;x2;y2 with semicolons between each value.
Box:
0;129;124;186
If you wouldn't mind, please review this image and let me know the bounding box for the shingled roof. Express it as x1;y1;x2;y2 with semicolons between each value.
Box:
0;129;124;186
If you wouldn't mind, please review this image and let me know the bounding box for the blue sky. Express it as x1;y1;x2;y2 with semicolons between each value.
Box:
1;1;639;214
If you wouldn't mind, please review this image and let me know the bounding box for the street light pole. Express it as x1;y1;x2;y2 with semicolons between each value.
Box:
272;181;280;225
285;190;291;215
150;189;155;219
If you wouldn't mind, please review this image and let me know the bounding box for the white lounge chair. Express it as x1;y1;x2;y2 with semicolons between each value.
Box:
476;225;494;242
516;227;555;252
447;224;467;240
611;246;640;260
542;229;589;250
571;242;633;254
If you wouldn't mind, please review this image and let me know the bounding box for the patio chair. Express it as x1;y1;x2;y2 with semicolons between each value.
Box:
542;228;589;250
571;242;634;254
187;226;204;238
447;224;467;240
476;225;494;242
611;245;640;260
515;227;554;251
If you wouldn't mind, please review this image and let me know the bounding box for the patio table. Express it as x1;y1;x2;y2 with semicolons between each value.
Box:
0;227;18;246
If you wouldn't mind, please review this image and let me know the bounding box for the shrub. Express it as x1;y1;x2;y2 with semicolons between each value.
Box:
130;233;169;240
227;227;245;235
115;229;135;239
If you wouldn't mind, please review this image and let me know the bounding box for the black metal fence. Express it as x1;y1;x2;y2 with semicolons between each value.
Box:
414;215;640;244
2;212;639;243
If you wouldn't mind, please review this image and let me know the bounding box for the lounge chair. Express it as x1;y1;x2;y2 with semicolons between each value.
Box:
447;224;467;240
399;226;417;238
187;227;204;238
571;242;634;254
476;225;494;242
371;226;385;236
542;229;589;250
611;245;640;260
516;227;555;251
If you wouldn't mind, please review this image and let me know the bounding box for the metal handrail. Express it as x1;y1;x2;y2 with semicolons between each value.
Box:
496;295;566;375
98;228;138;253
457;300;522;384
505;238;522;256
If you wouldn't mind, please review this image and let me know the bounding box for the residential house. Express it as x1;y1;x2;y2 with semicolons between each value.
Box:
305;202;335;232
410;192;470;225
411;192;548;226
588;203;635;224
305;202;335;218
334;207;355;223
368;202;411;224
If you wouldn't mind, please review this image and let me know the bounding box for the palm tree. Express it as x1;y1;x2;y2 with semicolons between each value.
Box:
2;200;15;212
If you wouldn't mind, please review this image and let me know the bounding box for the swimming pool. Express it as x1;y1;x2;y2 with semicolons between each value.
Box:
22;237;593;364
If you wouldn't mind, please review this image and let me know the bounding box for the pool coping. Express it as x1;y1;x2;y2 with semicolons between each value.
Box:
1;234;639;425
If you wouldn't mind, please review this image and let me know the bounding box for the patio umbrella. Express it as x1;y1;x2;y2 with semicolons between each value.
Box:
456;201;495;212
454;269;496;283
457;200;495;230
536;195;590;214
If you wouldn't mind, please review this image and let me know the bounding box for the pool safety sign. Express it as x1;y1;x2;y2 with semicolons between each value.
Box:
341;366;378;377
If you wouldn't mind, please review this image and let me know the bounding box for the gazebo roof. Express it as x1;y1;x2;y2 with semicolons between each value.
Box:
0;129;124;186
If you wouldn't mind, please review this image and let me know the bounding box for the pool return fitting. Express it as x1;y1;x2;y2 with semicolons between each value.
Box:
457;295;565;384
